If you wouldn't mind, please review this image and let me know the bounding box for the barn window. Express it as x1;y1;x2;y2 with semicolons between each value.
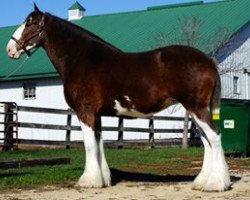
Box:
233;76;240;94
23;83;36;100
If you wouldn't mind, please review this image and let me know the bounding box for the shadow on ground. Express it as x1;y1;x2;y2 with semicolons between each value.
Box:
111;168;242;186
111;168;195;184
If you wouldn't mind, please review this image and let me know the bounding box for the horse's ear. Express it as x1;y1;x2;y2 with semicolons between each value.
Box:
33;2;41;13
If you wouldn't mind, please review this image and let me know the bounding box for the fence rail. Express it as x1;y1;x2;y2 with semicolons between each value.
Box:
0;103;195;150
0;158;70;169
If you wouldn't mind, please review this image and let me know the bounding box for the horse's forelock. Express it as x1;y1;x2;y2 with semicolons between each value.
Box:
24;11;44;25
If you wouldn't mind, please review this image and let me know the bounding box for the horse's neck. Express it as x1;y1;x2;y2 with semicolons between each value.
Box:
42;15;119;83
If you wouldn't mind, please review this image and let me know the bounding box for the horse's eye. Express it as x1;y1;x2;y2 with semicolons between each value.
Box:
27;17;33;24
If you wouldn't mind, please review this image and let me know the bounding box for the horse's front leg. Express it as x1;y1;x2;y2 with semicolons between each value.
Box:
76;115;111;188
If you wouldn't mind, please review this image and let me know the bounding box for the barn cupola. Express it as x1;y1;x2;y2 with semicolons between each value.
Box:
68;1;86;21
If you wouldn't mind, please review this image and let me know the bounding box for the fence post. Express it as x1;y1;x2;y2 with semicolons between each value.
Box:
65;109;72;149
182;110;189;149
2;104;14;151
118;117;124;149
149;117;155;148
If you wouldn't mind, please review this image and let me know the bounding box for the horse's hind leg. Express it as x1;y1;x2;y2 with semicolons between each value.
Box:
190;108;231;192
192;132;212;190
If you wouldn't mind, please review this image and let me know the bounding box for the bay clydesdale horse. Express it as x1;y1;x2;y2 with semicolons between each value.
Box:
7;4;231;191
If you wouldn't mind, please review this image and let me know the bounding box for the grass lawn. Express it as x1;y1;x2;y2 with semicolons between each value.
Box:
0;147;249;190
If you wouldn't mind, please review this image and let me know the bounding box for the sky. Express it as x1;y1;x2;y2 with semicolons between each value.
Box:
0;0;220;28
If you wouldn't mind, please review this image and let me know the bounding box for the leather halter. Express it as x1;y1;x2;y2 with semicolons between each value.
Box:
10;15;45;57
11;36;31;57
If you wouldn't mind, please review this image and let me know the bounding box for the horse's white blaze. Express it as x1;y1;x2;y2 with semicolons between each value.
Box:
191;114;231;191
11;23;26;42
77;121;110;188
114;100;154;118
7;23;26;58
7;22;37;59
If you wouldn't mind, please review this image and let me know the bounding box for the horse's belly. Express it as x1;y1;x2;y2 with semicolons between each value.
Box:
113;97;177;118
162;98;178;108
113;99;154;118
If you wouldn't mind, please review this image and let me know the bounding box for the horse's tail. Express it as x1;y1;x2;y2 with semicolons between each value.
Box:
210;59;221;121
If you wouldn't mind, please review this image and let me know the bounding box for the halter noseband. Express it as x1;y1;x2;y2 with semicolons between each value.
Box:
11;36;31;57
11;15;45;57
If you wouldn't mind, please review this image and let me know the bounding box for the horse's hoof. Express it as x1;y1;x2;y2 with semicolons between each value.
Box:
76;174;104;188
192;184;203;191
76;180;103;188
202;181;231;192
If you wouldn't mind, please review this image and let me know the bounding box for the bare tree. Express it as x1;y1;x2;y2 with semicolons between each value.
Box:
178;16;202;148
178;16;202;47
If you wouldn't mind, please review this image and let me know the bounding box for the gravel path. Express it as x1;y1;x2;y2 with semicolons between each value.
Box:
1;172;250;200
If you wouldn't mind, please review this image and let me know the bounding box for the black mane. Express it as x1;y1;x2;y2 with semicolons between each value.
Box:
45;12;121;52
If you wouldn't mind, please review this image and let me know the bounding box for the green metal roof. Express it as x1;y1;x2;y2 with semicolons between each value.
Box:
147;1;204;10
68;1;86;11
0;0;249;81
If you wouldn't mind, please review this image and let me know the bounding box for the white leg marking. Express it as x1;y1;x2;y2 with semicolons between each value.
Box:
77;121;111;188
99;136;111;186
192;135;212;190
77;122;103;188
192;114;231;192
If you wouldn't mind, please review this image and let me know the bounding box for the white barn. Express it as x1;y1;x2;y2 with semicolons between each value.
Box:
219;23;250;99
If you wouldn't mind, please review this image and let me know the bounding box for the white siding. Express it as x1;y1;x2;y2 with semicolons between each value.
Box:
0;78;67;108
0;78;73;142
219;23;250;99
68;9;84;21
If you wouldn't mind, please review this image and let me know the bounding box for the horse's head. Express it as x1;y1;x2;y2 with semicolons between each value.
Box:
7;3;45;59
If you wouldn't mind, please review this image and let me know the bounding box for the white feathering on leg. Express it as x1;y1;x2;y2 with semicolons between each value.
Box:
191;114;231;192
192;136;212;190
77;122;103;188
99;136;111;186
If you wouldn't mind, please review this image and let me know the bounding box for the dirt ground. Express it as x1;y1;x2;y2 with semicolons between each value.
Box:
1;172;250;200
